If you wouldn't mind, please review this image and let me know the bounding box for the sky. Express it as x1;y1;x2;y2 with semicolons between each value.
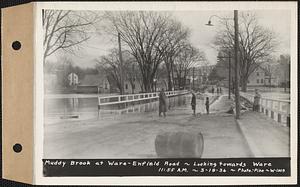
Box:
49;10;291;68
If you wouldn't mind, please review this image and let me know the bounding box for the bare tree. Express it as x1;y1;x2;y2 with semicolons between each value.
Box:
276;54;290;91
43;10;101;64
174;44;206;89
123;56;141;94
214;12;278;91
157;19;190;91
96;49;139;94
261;56;278;87
104;11;173;92
96;49;122;94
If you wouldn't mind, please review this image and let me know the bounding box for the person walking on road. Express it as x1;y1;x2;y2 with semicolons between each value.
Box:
212;87;215;94
205;97;210;115
253;89;261;112
191;91;196;115
159;88;167;117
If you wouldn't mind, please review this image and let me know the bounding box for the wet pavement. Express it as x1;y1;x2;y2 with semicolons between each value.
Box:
44;94;253;159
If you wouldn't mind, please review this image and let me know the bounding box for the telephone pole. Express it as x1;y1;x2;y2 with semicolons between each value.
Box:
192;67;195;90
118;32;124;95
228;51;231;99
234;10;240;119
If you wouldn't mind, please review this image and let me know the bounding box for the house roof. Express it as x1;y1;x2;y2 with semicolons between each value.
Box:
80;74;106;86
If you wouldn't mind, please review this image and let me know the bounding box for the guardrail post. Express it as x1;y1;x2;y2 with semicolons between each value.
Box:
97;97;101;118
270;101;274;119
277;101;281;123
286;103;290;127
265;100;269;117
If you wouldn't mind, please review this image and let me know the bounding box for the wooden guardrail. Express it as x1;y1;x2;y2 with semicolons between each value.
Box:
240;92;290;126
98;90;189;107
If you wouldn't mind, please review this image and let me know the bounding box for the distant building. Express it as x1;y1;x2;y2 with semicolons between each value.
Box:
77;74;110;93
67;73;79;86
248;67;266;86
155;78;168;91
123;80;143;94
197;65;215;84
248;66;278;87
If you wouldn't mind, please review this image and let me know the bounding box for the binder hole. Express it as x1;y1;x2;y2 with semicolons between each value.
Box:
13;143;22;153
12;41;21;50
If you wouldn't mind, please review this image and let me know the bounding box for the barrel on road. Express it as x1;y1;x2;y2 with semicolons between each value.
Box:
155;131;204;158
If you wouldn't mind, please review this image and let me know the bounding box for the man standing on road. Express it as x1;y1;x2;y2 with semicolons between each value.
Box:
159;88;167;117
253;89;261;112
191;91;196;115
205;97;210;115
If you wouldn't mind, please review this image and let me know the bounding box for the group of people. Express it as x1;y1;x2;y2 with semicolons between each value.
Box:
211;87;222;95
191;92;210;116
159;88;262;117
158;88;210;117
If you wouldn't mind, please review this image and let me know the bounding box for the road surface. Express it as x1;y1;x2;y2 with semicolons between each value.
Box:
44;94;253;158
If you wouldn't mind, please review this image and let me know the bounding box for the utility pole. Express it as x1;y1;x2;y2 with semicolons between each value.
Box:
234;10;240;119
284;59;290;92
228;51;231;99
217;51;231;99
118;32;124;95
192;67;195;90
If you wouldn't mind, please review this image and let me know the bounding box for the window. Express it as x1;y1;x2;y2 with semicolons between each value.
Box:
257;72;259;76
105;83;108;89
132;84;135;89
269;79;271;83
125;84;128;89
261;79;264;83
257;79;259;84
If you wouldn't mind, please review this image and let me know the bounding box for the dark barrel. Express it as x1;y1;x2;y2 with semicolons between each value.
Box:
155;131;204;158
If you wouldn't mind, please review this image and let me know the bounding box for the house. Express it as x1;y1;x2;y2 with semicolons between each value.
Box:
67;73;79;86
248;66;278;87
76;74;110;93
123;80;143;94
247;67;266;86
197;65;215;84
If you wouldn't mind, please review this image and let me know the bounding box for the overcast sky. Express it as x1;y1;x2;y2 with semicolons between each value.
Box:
50;10;290;68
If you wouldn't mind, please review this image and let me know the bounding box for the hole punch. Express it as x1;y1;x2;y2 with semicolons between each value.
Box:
12;41;21;50
13;143;22;153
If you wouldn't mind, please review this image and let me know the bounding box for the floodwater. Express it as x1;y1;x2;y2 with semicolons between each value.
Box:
44;95;187;124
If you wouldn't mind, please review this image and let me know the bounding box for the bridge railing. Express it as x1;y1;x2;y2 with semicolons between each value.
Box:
98;90;189;107
240;92;290;126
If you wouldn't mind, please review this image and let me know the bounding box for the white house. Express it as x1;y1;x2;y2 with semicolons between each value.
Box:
67;73;79;86
247;67;278;87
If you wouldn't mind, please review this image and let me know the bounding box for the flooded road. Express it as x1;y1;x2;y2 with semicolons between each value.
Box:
44;95;253;159
45;94;188;125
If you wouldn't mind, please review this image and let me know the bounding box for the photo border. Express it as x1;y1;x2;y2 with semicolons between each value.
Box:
34;1;298;185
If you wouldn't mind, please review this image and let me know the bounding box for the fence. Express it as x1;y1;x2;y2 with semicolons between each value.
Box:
240;92;290;126
98;90;189;107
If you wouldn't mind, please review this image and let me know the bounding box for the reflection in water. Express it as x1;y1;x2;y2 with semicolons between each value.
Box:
45;95;187;123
